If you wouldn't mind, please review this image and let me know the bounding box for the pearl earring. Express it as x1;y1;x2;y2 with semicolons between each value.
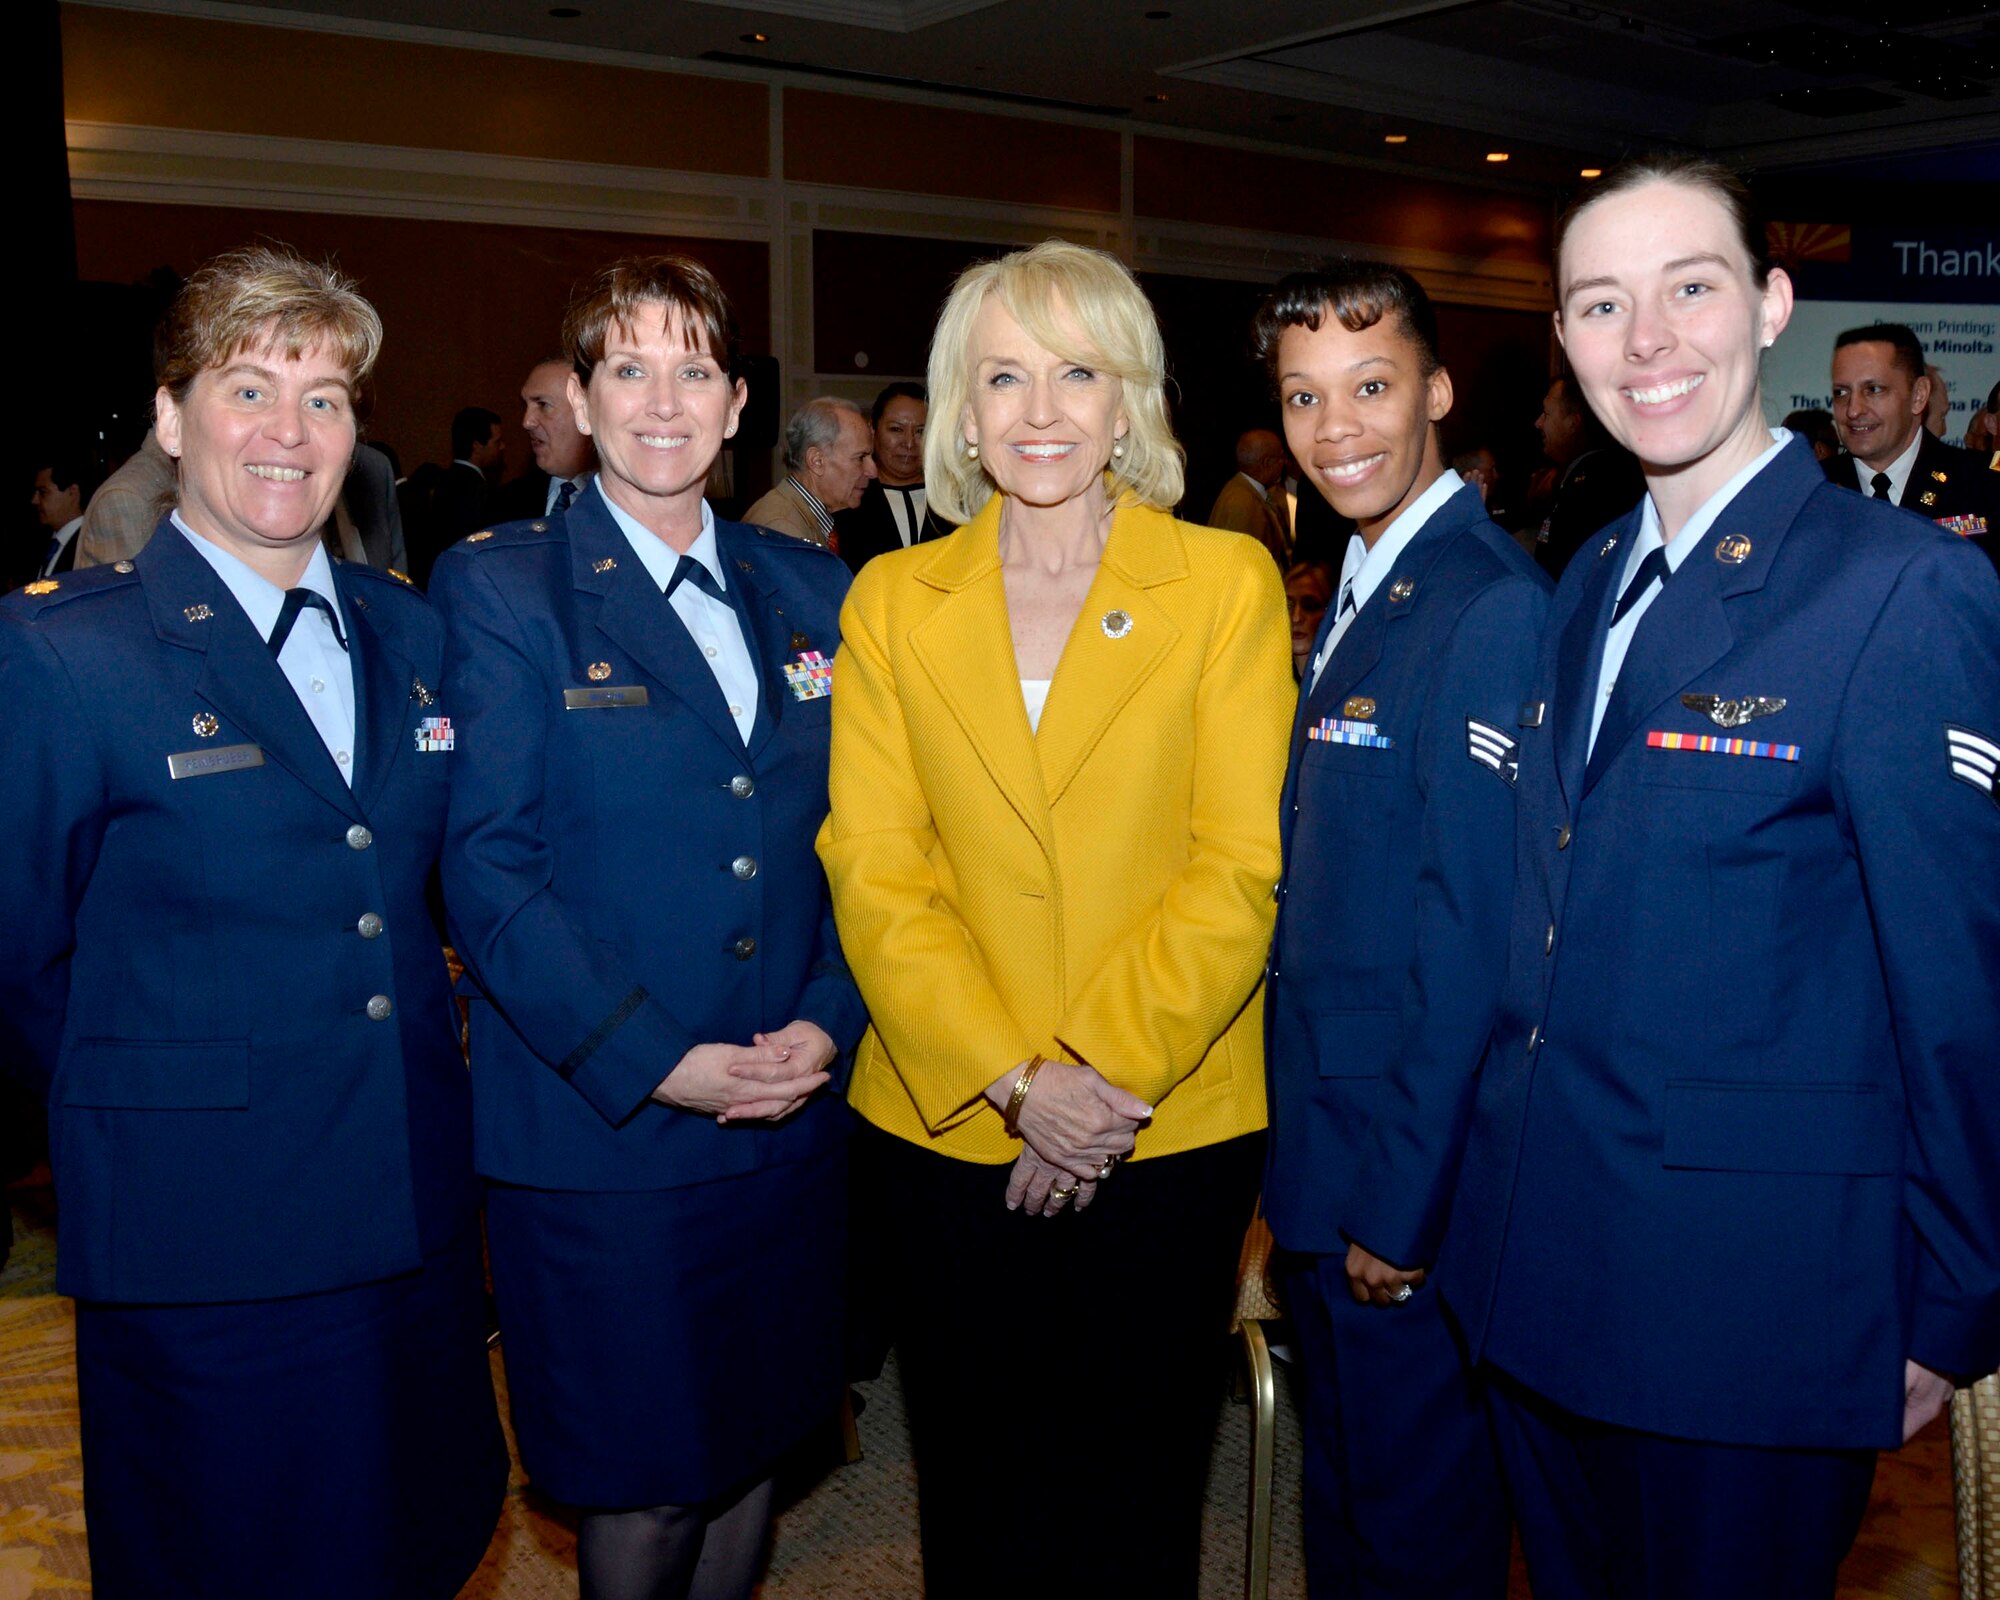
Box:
1112;440;1126;459
966;442;979;460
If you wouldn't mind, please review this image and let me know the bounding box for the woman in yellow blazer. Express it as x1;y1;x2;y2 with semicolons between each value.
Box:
817;240;1294;1599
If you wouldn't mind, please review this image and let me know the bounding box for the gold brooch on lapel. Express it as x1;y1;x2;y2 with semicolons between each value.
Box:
593;557;617;574
587;662;612;682
1344;696;1377;720
1714;534;1753;565
183;603;214;622
1388;577;1415;603
191;712;219;738
1101;609;1134;640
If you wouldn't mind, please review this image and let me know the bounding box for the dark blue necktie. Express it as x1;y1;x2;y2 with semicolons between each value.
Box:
1869;472;1893;500
552;478;578;514
1610;546;1671;627
267;588;348;656
663;554;727;606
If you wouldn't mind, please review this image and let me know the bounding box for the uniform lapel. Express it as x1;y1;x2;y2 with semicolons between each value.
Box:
1580;438;1817;795
714;520;789;765
341;568;419;819
138;520;363;820
1551;510;1634;808
1033;505;1184;805
908;501;1052;854
571;491;746;755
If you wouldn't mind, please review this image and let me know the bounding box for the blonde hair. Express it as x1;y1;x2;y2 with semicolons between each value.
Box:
158;245;382;401
924;240;1183;524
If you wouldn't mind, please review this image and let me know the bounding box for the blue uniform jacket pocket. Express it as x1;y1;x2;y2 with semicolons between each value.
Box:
1662;1080;1900;1175
60;1038;252;1109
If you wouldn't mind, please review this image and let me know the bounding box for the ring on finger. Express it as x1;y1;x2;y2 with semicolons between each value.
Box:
1390;1283;1414;1303
1049;1183;1080;1202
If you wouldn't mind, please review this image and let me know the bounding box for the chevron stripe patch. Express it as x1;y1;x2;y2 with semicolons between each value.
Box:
1467;718;1519;785
1946;725;2000;807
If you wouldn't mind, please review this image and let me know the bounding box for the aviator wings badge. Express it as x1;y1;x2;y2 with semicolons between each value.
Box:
1682;693;1786;730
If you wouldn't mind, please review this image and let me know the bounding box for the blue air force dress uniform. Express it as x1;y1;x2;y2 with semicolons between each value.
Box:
431;480;868;1509
1266;473;1550;1597
0;515;506;1600
1442;434;2000;1595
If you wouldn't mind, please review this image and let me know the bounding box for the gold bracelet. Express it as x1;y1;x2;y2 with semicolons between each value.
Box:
1002;1053;1047;1137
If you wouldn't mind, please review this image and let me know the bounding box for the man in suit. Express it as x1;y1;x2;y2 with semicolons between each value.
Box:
742;396;876;549
1529;377;1645;580
834;382;953;572
1207;427;1291;569
1828;322;2000;569
1258;262;1549;1599
75;431;178;569
496;357;596;522
414;406;504;587
28;450;96;580
322;442;407;574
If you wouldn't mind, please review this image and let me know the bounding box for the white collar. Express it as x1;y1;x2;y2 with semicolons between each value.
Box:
594;478;723;595
1855;427;1924;503
1338;470;1464;613
1633;428;1791;574
169;509;342;639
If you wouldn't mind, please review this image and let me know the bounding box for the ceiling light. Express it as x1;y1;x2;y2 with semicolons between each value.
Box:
1383;134;1408;144
1580;167;1602;178
1486;152;1510;162
740;31;769;43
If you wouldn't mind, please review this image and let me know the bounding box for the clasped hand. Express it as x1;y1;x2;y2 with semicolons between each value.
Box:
651;1019;836;1124
985;1060;1151;1217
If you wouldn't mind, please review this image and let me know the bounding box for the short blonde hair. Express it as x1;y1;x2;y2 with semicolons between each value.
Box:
158;245;381;401
924;240;1183;524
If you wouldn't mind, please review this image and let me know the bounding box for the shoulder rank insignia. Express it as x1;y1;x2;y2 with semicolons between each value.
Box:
1682;693;1785;729
467;531;493;543
387;568;414;585
531;522;548;534
1467;718;1519;784
114;561;134;573
1945;725;2000;807
23;579;58;595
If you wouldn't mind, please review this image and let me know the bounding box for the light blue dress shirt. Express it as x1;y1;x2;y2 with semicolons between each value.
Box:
173;511;358;784
594;478;760;744
1310;469;1465;692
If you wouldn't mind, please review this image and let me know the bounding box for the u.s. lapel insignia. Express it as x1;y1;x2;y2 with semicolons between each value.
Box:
593;557;617;574
183;603;214;622
1682;692;1786;729
587;661;612;682
1388;577;1415;603
410;676;436;707
1945;725;2000;808
1466;718;1519;784
1101;609;1134;640
191;711;219;738
1714;533;1753;565
23;579;57;595
1343;696;1376;721
1919;490;1938;507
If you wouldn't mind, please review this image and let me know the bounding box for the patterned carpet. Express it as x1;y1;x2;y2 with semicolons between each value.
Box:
0;1178;1961;1598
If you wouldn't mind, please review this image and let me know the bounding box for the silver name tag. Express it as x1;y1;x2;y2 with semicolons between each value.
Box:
563;686;649;710
167;743;266;780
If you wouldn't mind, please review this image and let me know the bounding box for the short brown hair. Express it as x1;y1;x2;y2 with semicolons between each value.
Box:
563;255;739;381
157;245;382;402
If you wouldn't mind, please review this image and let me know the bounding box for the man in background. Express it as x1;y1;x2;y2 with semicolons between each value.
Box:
1207;427;1291;569
27;449;96;580
742;396;875;549
501;357;596;521
836;382;952;571
1527;375;1643;579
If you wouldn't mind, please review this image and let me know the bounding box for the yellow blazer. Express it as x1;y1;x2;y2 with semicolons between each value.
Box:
817;496;1295;1165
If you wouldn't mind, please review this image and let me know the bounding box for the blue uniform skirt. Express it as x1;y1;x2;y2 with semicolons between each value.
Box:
74;1224;507;1600
485;1142;845;1509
